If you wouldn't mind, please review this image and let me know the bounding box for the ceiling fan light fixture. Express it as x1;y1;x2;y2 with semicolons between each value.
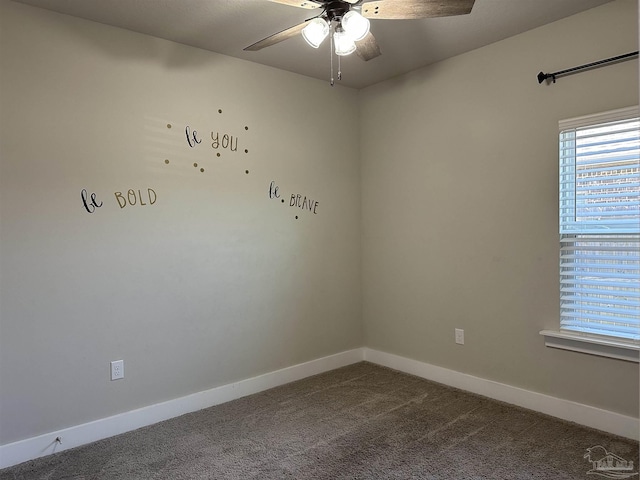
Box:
333;28;356;56
302;17;329;48
341;10;370;41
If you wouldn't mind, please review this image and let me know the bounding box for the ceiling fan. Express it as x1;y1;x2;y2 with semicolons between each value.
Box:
244;0;476;62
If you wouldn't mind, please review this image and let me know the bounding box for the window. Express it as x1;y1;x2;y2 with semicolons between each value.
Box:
559;106;639;343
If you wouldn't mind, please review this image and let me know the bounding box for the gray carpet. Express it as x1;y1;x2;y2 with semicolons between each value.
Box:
1;362;638;479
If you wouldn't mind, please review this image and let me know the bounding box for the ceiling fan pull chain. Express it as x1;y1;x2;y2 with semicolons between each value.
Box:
330;29;335;86
338;54;342;81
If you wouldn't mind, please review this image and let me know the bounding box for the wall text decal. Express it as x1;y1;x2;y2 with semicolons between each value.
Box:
81;188;157;213
269;180;319;220
147;113;323;222
268;181;281;200
114;188;157;209
81;189;103;214
290;193;319;214
162;109;251;175
185;126;202;148
210;131;239;152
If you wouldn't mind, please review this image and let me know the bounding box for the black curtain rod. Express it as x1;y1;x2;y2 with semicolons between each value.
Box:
537;51;638;84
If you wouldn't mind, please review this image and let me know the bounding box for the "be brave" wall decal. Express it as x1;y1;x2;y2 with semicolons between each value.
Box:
269;181;319;220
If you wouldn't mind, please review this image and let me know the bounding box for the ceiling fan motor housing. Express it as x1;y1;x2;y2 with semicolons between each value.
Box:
324;1;353;23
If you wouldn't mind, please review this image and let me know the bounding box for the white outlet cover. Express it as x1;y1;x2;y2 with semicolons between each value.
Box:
455;329;465;345
110;360;124;380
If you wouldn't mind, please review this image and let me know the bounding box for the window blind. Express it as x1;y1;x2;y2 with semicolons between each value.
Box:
559;107;640;342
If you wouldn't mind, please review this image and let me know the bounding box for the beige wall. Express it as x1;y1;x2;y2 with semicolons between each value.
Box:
0;0;361;444
360;0;639;417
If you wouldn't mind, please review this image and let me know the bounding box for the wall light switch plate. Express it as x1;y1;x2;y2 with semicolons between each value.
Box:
455;328;465;345
110;360;124;380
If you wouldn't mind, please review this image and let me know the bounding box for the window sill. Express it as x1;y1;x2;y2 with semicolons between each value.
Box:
540;330;639;363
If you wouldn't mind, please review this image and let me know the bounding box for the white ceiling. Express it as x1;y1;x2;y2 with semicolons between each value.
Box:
13;0;616;89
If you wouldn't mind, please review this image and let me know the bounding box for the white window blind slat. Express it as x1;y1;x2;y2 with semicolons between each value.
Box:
576;129;640;145
572;164;640;175
560;322;640;338
559;107;640;342
561;295;640;307
560;279;638;290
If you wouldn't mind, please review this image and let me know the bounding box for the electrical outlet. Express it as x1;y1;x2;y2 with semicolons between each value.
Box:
110;360;124;380
455;328;465;345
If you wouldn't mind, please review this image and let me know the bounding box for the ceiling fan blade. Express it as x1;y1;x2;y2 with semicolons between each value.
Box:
362;0;475;20
266;0;323;9
244;20;310;51
355;32;381;61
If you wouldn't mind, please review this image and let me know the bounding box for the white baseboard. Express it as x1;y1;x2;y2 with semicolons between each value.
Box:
0;348;364;469
363;348;639;441
3;347;637;469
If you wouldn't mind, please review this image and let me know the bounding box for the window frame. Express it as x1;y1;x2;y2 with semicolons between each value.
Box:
540;106;640;363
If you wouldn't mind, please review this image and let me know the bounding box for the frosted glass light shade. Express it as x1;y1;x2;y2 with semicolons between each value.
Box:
333;29;356;56
341;10;370;41
302;18;329;48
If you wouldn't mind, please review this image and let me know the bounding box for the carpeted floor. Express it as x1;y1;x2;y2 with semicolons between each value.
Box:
1;362;638;479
